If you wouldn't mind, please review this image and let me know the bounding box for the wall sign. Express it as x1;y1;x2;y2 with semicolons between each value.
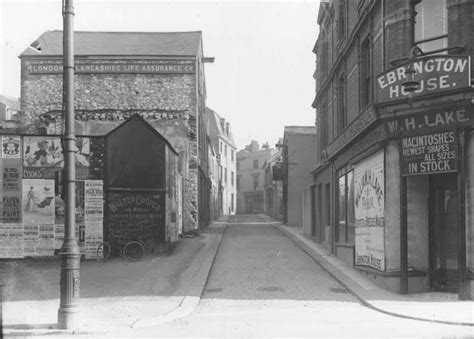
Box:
26;59;195;75
354;150;385;271
401;130;458;176
376;56;471;103
386;105;473;135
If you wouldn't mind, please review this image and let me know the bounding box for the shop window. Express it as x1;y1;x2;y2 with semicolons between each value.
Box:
336;170;355;244
413;0;447;54
360;37;371;108
318;184;324;242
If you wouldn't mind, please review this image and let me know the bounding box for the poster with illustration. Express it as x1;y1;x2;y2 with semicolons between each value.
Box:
23;137;63;168
2;136;21;158
22;179;55;224
354;150;385;271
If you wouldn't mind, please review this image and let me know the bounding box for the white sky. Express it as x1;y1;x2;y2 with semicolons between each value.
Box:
0;0;319;149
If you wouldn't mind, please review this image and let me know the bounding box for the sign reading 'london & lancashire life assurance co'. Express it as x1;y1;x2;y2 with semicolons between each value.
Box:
376;56;471;103
401;130;458;176
26;59;195;74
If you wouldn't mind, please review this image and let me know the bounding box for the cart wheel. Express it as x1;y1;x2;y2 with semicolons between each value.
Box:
96;242;111;262
124;241;145;261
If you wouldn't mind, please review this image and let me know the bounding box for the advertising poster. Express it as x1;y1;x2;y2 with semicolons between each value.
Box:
23;136;63;168
22;179;55;224
2;157;22;223
24;224;39;257
0;223;23;258
354;150;385;271
3;195;21;223
3;164;21;191
84;180;103;259
37;223;55;256
2;136;21;159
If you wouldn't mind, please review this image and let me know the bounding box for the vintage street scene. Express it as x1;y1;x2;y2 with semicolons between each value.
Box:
0;0;473;338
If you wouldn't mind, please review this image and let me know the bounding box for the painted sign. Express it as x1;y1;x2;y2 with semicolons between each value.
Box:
386;106;472;135
326;105;377;157
107;191;164;238
401;130;458;176
376;56;471;103
2;136;21;158
26;59;195;75
354;150;385;271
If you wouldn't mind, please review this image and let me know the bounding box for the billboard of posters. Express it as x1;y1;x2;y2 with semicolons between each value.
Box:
2;136;21;158
22;179;55;224
37;223;55;256
354;150;385;271
24;224;39;257
0;223;24;258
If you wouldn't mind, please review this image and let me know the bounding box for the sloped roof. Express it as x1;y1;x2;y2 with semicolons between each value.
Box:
204;107;236;149
20;30;202;57
284;126;316;135
0;95;20;110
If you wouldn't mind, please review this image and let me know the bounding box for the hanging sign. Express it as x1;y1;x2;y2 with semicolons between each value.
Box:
401;130;458;176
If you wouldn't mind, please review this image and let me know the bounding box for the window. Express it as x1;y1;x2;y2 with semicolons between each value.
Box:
236;175;240;191
231;193;234;212
337;0;346;41
325;183;331;226
231;171;234;186
252;173;259;190
225;145;228;157
337;74;346;133
224;167;227;182
253;159;258;169
360;37;371;108
237;161;240;170
413;0;447;54
320;99;329;148
336;171;355;244
219;166;222;180
231;150;234;161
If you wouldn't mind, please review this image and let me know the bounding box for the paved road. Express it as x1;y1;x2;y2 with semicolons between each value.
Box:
125;215;473;338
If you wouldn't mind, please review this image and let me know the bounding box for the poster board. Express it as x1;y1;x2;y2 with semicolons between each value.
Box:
354;150;385;271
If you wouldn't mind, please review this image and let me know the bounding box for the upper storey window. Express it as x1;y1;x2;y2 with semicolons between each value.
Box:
413;0;447;54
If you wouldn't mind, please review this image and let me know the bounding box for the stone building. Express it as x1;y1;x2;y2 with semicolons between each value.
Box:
236;141;277;214
280;126;317;226
262;149;283;221
311;0;474;299
204;107;237;216
19;30;211;232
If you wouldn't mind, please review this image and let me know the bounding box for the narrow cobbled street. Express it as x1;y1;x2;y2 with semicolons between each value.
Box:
126;215;473;338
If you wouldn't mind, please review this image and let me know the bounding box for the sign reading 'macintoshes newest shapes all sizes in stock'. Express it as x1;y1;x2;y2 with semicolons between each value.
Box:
375;56;471;103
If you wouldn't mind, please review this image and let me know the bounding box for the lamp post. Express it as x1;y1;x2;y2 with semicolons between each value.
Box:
58;0;80;329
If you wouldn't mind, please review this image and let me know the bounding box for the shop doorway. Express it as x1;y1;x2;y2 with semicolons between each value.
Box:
428;174;458;292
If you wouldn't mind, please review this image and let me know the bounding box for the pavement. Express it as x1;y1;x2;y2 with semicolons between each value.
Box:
267;216;474;327
1;216;229;337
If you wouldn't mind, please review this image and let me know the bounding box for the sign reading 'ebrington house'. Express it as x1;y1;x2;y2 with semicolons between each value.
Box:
376;56;471;103
26;59;195;74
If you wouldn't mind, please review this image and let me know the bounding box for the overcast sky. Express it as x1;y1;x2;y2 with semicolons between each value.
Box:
0;0;319;149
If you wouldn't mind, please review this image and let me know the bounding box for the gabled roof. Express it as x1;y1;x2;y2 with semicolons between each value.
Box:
204;107;236;149
107;114;178;155
20;30;202;57
284;126;317;135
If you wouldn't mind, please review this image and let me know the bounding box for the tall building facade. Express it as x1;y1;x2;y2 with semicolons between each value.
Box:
312;0;474;299
204;107;237;215
236;141;277;214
